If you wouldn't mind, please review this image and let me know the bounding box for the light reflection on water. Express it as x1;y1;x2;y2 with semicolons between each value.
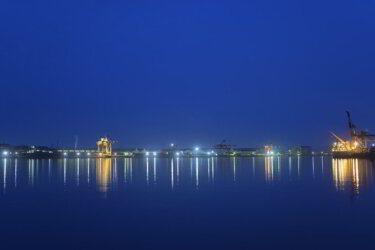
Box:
0;157;374;196
332;158;373;194
96;158;112;193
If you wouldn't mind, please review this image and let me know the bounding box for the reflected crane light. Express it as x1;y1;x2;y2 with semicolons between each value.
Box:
153;152;157;156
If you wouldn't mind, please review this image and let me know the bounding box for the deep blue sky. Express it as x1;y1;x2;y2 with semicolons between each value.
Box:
0;0;374;148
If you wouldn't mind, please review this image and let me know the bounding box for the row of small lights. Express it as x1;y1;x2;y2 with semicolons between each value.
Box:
145;147;217;157
2;149;217;157
4;149;330;158
2;151;18;156
62;152;130;157
63;152;91;157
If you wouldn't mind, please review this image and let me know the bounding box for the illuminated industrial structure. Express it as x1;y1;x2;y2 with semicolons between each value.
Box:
96;137;114;157
332;111;375;155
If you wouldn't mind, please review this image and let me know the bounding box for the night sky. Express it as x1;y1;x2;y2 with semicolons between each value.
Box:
1;0;374;148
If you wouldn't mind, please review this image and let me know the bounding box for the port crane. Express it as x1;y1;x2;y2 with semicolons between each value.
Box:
96;136;118;157
332;112;375;152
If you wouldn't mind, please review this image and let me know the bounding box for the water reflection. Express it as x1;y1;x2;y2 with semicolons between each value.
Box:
208;157;213;183
332;158;373;194
297;156;300;176
153;158;156;184
195;157;199;189
212;157;215;183
14;159;17;188
177;158;180;186
265;157;273;182
76;158;80;186
124;158;129;183
29;159;34;187
87;159;90;184
233;157;236;182
114;158;117;187
96;158;112;193
64;158;67;184
3;159;7;191
146;158;149;185
312;157;315;178
0;157;374;196
171;159;174;190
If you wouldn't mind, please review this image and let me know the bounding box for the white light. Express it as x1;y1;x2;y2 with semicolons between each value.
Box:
3;151;8;156
176;152;180;156
15;152;18;155
87;153;91;156
170;143;174;147
76;152;80;156
153;152;157;156
146;152;149;156
63;152;67;156
207;152;211;155
195;147;199;151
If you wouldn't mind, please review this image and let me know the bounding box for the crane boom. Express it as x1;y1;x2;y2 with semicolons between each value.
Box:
331;132;345;143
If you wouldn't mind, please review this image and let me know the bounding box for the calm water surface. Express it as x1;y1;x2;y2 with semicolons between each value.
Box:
0;157;375;249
